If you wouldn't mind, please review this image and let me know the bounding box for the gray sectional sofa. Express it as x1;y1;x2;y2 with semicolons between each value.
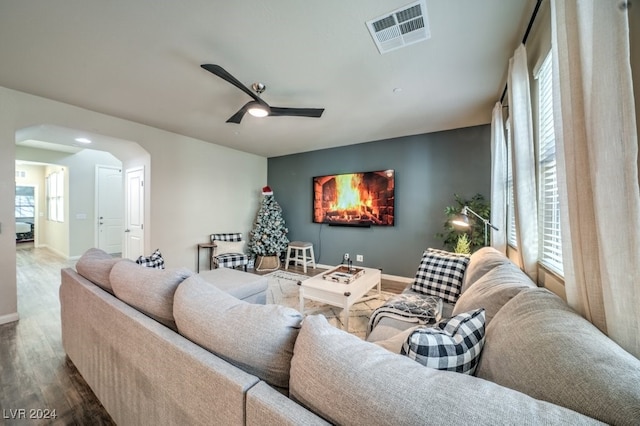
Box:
60;247;640;425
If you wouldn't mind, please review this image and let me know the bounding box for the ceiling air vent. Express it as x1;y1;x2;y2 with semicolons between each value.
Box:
366;0;430;54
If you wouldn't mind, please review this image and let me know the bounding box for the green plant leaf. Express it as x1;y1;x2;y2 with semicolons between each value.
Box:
436;193;491;253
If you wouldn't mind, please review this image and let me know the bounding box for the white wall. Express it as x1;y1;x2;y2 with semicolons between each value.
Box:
16;147;122;257
0;86;267;324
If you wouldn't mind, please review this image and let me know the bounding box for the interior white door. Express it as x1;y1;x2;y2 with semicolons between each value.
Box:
124;166;145;260
97;166;123;254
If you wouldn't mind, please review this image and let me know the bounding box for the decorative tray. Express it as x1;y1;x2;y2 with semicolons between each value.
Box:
322;265;365;284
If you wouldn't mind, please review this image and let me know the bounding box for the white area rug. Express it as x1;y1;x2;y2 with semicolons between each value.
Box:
265;270;393;339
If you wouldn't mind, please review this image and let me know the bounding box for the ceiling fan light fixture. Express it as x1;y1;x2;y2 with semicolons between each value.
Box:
247;102;270;118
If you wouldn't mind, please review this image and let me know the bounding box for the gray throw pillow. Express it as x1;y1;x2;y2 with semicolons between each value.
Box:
460;246;512;293
453;262;535;326
289;315;598;425
110;260;192;329
75;248;122;292
173;274;302;389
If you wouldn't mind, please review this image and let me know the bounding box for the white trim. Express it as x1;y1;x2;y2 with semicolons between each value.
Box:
0;312;19;325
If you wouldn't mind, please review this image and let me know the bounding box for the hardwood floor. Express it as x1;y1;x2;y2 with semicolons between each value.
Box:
1;246;408;425
1;244;115;425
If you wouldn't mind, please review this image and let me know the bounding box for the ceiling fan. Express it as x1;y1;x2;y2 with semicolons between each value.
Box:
200;64;325;124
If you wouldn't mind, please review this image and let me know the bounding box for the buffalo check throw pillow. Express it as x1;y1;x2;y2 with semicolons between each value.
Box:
136;249;165;269
411;248;470;303
401;308;486;375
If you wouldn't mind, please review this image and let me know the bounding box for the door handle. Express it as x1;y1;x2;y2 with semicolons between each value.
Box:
125;229;130;233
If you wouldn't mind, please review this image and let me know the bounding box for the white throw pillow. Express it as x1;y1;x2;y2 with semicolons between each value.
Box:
215;240;245;255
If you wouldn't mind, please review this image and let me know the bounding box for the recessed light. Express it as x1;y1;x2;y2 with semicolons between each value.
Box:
75;137;92;144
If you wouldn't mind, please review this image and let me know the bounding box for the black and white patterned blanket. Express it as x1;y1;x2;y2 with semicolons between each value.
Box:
367;293;442;336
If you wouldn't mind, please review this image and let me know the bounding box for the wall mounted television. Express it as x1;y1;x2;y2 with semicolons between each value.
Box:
312;169;395;227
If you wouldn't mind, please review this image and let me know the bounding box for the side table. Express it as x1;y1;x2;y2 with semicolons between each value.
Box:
197;243;215;273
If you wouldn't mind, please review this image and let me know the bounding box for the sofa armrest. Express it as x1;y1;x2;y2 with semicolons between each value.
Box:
60;268;260;425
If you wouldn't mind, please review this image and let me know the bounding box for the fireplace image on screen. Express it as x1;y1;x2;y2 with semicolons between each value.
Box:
313;169;395;226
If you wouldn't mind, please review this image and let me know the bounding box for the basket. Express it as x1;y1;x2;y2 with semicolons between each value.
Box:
255;255;280;272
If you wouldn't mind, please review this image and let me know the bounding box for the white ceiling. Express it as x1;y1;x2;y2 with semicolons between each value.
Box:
0;0;534;158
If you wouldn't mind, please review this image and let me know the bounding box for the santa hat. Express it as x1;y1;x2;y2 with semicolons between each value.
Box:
262;185;273;195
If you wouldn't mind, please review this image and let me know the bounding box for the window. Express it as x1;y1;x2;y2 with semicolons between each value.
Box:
505;118;517;248
46;169;64;223
536;53;563;275
15;186;35;220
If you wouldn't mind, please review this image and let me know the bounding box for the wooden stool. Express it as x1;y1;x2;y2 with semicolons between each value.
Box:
285;241;316;274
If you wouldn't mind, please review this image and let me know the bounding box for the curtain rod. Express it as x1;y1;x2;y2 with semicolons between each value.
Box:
499;0;544;104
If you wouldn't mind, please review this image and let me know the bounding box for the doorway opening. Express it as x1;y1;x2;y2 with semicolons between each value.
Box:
15;184;36;244
15;124;150;261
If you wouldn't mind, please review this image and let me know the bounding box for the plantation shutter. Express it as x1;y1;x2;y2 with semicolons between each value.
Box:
537;53;563;275
505;118;517;248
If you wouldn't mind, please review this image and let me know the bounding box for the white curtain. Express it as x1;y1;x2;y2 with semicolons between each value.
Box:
551;0;640;358
507;44;539;281
490;102;507;254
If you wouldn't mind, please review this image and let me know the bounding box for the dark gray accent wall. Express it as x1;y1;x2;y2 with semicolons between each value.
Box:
268;124;491;278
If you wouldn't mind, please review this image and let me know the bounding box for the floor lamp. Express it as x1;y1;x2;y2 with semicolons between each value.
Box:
451;206;498;247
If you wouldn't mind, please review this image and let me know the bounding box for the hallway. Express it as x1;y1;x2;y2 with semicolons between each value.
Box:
1;244;114;425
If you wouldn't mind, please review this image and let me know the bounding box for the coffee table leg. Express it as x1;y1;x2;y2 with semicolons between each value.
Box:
343;301;349;331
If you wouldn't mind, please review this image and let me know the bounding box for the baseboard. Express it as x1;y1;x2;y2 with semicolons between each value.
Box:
316;263;412;284
0;312;19;325
382;273;413;284
32;245;78;261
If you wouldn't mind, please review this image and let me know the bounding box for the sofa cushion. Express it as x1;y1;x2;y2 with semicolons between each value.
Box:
460;246;512;294
110;260;192;329
477;288;640;425
289;315;600;425
411;248;470;303
173;274;302;389
136;248;165;269
75;248;122;293
452;262;535;326
401;308;485;374
198;268;268;302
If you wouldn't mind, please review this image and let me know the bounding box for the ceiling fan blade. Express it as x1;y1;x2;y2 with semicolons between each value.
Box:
226;102;252;124
269;107;324;118
200;64;269;107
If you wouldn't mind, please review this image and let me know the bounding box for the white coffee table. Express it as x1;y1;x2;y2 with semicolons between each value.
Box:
299;266;381;331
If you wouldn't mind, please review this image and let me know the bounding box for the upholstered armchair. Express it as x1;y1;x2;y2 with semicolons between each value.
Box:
210;233;248;271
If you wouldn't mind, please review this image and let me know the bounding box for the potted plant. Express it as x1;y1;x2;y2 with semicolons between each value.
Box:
437;193;491;253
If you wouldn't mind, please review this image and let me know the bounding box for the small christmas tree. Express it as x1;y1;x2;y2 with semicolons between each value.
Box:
248;186;290;258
